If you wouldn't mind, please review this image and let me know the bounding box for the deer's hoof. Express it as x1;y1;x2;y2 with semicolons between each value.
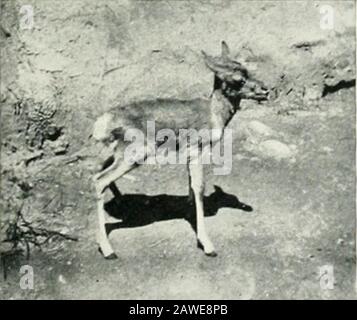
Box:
197;241;217;257
205;251;218;257
105;253;118;260
98;247;118;260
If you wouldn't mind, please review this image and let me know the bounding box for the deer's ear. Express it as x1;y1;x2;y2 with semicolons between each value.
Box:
202;51;219;71
221;41;230;59
202;51;229;76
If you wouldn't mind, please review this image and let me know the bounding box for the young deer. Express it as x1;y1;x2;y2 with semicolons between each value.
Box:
92;41;269;259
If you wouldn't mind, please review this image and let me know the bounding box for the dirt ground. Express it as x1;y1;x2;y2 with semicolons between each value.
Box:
0;0;356;300
1;87;355;300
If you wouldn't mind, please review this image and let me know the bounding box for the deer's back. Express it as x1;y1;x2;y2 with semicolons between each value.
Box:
114;98;213;132
93;97;214;143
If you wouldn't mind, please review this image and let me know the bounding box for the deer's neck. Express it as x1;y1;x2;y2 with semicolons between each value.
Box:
210;90;238;131
213;76;241;109
210;76;241;130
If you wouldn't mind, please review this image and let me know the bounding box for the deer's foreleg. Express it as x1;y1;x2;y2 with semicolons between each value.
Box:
95;191;117;259
188;161;217;257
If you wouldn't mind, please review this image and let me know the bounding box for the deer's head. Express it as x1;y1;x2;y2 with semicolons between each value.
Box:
202;42;269;102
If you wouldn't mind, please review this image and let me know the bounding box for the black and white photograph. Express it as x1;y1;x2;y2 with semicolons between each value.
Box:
0;0;356;301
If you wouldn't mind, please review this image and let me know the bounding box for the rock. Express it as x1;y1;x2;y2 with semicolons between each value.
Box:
58;274;67;284
34;51;69;72
258;140;294;160
303;86;321;104
245;121;275;138
289;144;298;152
322;146;333;153
242;121;277;151
0;242;13;253
43;135;69;155
59;227;70;235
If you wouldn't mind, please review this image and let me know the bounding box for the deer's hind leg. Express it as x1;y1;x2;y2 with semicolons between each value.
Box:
95;189;117;259
99;155;122;198
93;151;137;259
188;160;217;257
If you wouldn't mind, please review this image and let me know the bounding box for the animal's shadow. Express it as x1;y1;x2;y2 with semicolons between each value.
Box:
104;185;252;234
